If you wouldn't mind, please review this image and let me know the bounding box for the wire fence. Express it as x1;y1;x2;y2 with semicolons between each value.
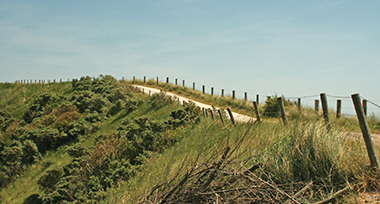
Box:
13;75;380;117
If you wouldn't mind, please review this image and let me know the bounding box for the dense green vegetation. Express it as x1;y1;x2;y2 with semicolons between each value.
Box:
0;75;379;203
0;76;202;203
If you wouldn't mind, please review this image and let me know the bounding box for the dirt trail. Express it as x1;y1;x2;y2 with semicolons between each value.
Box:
132;85;255;123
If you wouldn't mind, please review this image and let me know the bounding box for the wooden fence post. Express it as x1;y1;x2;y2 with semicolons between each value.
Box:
156;77;159;84
211;87;214;96
277;97;288;125
193;82;195;90
244;92;247;102
205;108;209;117
133;76;135;84
320;93;331;130
298;98;301;110
227;108;235;125
256;94;259;104
166;77;169;84
352;93;379;168
222;89;224;97
253;101;260;122
175;78;178;85
210;109;214;121
336;99;342;118
202;108;206;117
362;99;367;116
315;100;319;115
232;90;235;100
202;85;205;94
144;76;146;83
183;80;185;87
218;109;225;125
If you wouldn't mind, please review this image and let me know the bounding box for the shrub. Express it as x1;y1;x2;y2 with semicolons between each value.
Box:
22;193;42;204
0;141;24;187
21;140;41;164
263;95;290;117
124;97;142;113
0;110;14;132
37;168;63;191
23;93;65;123
149;92;173;108
18;127;68;153
66;143;89;158
70;91;108;113
168;102;201;128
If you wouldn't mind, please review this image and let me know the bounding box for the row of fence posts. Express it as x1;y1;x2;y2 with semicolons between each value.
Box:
277;93;379;169
15;79;67;84
133;84;238;126
131;76;260;103
134;77;378;169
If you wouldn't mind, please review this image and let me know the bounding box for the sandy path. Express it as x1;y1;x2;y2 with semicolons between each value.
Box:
132;85;255;123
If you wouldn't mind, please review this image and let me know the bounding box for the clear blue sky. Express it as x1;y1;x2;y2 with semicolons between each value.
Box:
1;0;380;115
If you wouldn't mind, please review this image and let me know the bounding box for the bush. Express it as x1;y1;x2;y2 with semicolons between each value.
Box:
18;127;68;153
66;143;89;158
0;141;24;187
263;95;290;117
23;93;65;123
168;102;201;128
21;140;41;164
149;92;173;108
22;194;42;204
38;168;63;191
70;91;109;113
0;110;14;132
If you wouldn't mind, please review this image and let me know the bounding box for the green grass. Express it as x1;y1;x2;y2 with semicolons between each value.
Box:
0;82;72;118
108;115;379;203
1;79;380;203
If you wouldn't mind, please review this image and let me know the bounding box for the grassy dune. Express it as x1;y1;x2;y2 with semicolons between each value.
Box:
1;78;380;203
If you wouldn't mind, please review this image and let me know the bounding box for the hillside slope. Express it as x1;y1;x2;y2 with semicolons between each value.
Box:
1;76;380;203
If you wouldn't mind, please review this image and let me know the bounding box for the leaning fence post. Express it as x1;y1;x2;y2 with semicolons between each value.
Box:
227;108;235;125
352;93;379;169
297;98;301;110
362;99;367;116
320;93;331;130
253;101;260;122
336;99;342;118
315;100;319;115
277;97;288;125
209;109;215;121
218;109;225;125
